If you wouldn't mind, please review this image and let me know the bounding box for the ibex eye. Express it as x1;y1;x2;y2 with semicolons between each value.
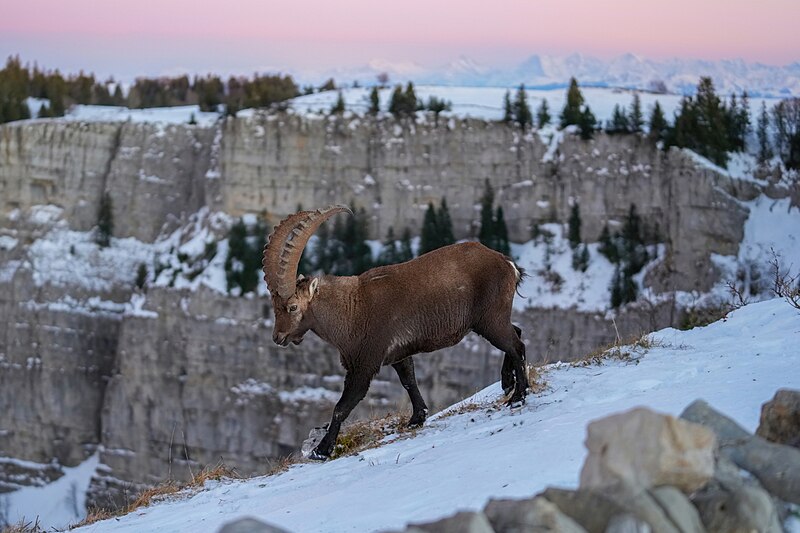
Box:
289;304;298;312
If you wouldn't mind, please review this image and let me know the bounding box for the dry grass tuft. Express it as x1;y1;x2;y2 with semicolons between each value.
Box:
70;462;240;529
1;518;43;533
331;413;420;459
265;454;300;477
571;332;662;367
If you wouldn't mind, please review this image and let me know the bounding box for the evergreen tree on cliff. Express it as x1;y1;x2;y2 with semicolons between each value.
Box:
629;93;644;133
514;84;532;129
757;101;772;164
493;206;511;256
478;180;496;249
536;99;551;128
95;192;114;248
502;91;513;123
420;203;440;255
369;86;380;115
560;77;584;128
647;102;668;145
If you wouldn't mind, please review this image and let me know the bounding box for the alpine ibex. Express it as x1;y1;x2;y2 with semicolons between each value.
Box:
262;205;529;460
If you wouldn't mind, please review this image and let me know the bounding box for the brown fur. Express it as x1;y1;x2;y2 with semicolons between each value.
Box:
269;241;529;460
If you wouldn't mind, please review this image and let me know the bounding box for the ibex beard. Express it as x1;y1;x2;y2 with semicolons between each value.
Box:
262;205;529;461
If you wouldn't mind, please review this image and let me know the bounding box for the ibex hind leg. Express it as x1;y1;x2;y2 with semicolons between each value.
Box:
479;323;529;406
392;357;428;427
501;325;524;395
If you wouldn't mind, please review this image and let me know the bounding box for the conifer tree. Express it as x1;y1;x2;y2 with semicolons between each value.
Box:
95;192;113;247
629;93;644;133
567;203;581;248
313;223;331;273
420;203;439;255
188;112;197;125
478;179;496;249
757;100;772;164
331;90;345;114
560;77;584;127
399;227;414;262
37;103;50;118
378;227;399;266
536;99;551;128
388;85;404;117
514;84;532;129
610;266;623;309
578;106;597;140
598;224;618;263
493;206;511;256
369;86;380;115
647;102;668;145
502;91;513;123
438;197;455;247
607;104;630;134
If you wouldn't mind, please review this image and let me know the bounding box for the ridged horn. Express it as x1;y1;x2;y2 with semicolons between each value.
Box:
262;205;352;299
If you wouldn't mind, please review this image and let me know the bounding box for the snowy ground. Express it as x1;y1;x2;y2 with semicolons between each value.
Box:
68;297;799;533
0;454;98;530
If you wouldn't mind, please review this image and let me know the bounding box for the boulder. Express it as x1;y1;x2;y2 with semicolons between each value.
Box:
681;400;800;504
580;407;716;493
484;496;587;533
543;483;687;533
605;514;652;533
217;517;292;533
402;511;495;533
690;457;783;533
757;389;800;448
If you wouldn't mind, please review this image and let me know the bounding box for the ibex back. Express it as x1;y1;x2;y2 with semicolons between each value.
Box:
262;205;529;460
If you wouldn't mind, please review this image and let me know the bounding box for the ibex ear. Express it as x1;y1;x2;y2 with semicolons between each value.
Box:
308;277;319;298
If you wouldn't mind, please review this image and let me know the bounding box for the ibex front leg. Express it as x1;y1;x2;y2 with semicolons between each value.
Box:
310;369;374;461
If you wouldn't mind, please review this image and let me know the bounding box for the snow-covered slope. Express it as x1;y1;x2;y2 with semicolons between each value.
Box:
72;298;800;533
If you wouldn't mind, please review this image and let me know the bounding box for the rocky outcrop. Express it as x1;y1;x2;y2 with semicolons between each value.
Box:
399;401;797;533
757;388;800;448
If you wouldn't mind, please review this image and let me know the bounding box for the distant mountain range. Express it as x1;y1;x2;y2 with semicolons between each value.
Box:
311;53;800;97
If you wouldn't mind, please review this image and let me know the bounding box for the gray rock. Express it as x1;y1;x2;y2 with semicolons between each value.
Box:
217;517;292;533
757;389;800;448
402;511;495;533
484;496;587;532
649;487;705;533
681;400;800;504
691;463;783;533
605;514;652;533
580;407;716;493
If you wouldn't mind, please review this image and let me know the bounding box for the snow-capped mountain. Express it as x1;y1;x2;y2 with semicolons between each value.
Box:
308;53;800;97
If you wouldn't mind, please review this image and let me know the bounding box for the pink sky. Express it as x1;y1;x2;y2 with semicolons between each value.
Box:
2;0;799;79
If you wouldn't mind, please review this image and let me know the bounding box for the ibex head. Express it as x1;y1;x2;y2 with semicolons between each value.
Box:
262;205;351;346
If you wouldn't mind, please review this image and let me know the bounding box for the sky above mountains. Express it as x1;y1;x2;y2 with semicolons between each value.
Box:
2;0;799;82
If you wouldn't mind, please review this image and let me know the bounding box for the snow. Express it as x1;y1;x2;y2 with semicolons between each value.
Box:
511;223;661;313
1;454;99;530
71;298;800;533
61;104;219;127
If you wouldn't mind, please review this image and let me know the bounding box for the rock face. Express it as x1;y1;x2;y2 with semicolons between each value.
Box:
757;388;800;448
579;407;716;493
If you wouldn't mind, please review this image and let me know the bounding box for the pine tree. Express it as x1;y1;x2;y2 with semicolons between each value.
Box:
225;219;248;292
369;86;380;115
610;266;623;308
399;227;414;262
572;243;589;272
331;90;345;114
578;106;597;140
378;227;399;266
598;224;618;263
536;99;551;128
37;103;50;118
757;100;772;164
647;102;668;145
95;192;113;247
629;93;644;133
514;84;532;129
478;179;496;249
493;206;511;256
313;223;331;272
737;91;751;152
188;112;197;125
438;197;455;247
135;263;148;290
502;91;513;123
607;104;630;134
388;85;404;117
567;203;581;248
420;202;440;255
560;77;584;127
405;82;419;113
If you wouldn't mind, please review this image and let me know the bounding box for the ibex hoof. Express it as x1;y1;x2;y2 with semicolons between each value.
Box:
505;393;527;408
308;448;329;462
